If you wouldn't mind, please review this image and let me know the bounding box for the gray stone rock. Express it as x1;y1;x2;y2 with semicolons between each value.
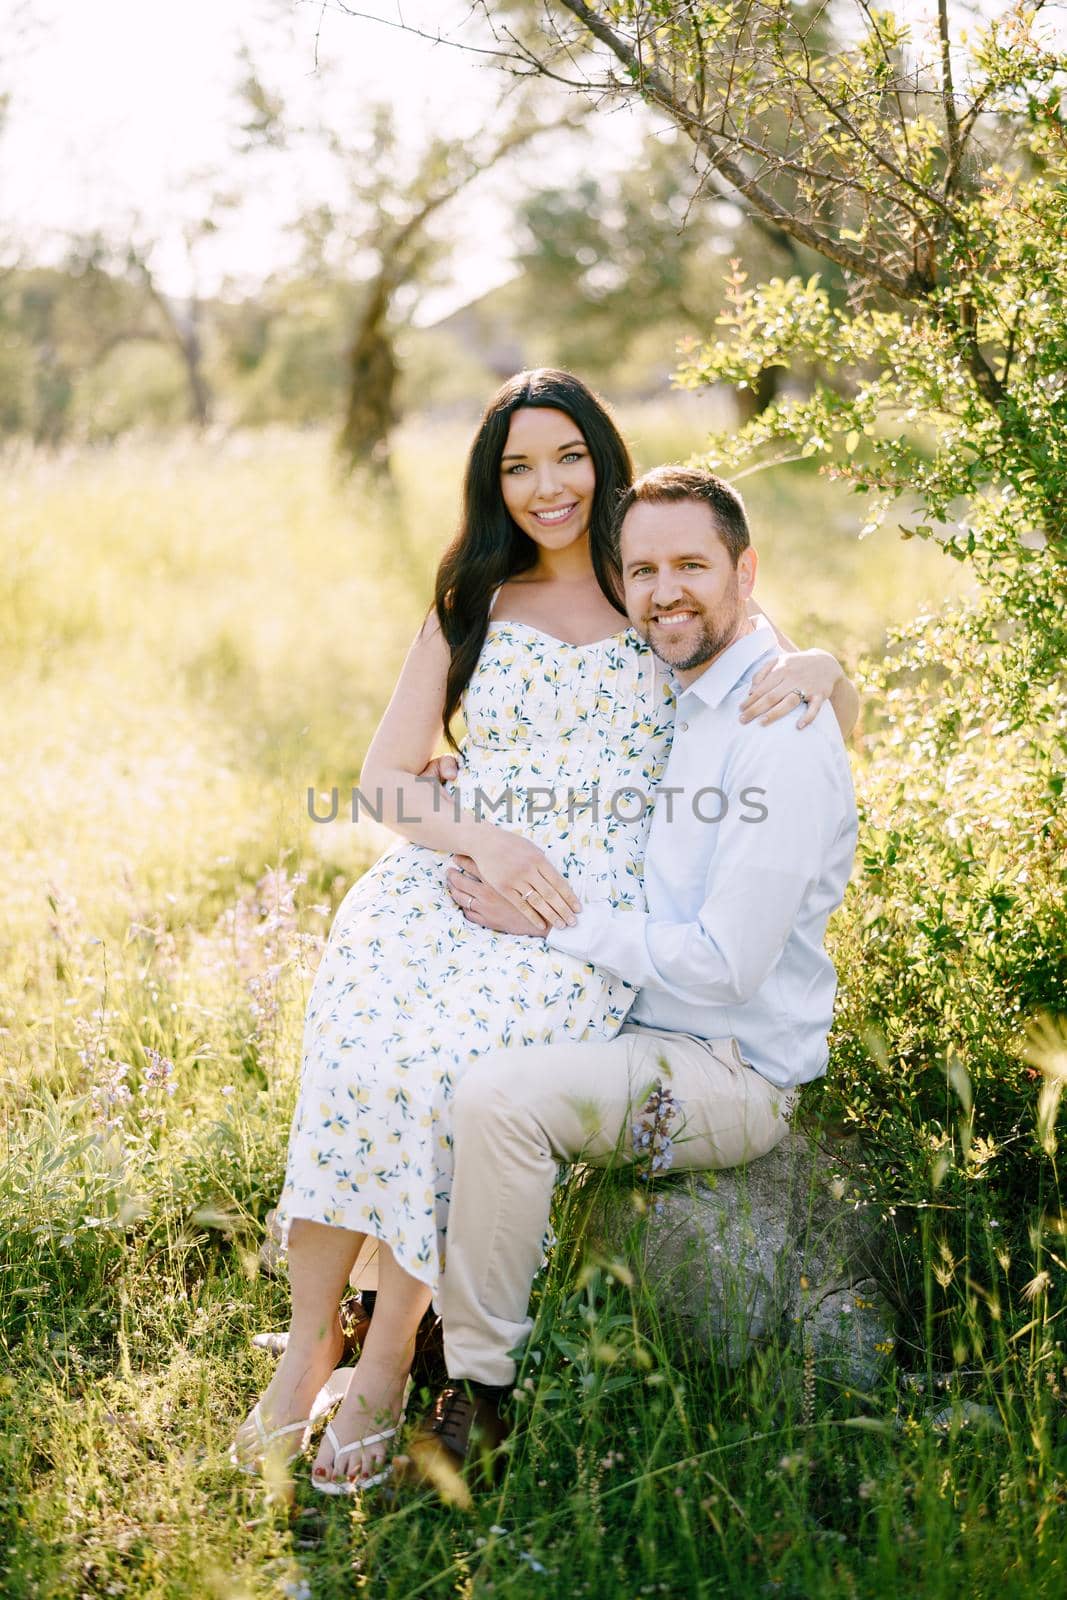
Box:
580;1131;896;1394
926;1401;1003;1435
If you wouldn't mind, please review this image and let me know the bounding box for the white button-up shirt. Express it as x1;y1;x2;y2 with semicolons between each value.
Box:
547;616;858;1090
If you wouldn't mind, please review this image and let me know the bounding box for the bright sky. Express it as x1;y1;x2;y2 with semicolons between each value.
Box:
0;0;644;315
2;1;1059;310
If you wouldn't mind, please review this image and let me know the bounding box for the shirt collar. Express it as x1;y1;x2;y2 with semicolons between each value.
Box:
674;613;778;711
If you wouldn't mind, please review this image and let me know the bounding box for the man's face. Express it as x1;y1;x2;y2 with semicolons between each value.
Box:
620;498;757;682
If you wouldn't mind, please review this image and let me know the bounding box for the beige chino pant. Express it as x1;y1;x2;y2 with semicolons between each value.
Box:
439;1022;797;1387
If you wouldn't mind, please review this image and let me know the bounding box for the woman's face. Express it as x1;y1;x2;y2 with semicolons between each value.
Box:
499;406;597;549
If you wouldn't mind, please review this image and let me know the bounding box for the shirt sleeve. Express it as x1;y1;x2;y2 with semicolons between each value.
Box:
546;721;848;1006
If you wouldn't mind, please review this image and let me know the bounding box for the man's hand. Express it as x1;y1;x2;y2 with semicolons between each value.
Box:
446;854;554;938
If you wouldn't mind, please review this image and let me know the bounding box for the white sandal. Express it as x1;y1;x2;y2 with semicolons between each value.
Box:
311;1414;406;1496
230;1403;312;1476
230;1374;348;1477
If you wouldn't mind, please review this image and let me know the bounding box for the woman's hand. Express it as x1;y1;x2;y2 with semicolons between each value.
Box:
464;830;579;932
739;648;843;731
418;753;461;787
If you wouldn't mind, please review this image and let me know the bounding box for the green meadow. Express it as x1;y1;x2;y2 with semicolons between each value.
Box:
3;415;1066;1599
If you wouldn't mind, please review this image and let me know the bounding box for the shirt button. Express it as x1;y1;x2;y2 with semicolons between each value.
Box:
679;720;689;731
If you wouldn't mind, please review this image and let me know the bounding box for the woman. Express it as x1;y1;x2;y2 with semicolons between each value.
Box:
233;370;857;1491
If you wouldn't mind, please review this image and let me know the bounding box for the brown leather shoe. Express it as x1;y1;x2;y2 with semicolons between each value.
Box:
393;1382;510;1502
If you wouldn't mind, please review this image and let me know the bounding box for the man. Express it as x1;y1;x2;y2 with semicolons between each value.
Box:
397;465;858;1489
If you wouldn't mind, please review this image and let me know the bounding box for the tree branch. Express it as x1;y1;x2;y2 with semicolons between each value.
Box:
797;66;961;234
854;0;914;173
383;112;583;281
936;0;964;200
333;5;519;65
553;0;921;299
89;325;166;364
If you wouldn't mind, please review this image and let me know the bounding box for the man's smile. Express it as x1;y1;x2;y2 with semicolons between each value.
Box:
651;609;699;628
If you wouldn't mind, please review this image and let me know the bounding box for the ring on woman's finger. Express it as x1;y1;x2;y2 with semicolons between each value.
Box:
466;894;475;910
522;888;538;901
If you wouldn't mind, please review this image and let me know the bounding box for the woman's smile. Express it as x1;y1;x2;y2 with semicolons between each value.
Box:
531;502;579;526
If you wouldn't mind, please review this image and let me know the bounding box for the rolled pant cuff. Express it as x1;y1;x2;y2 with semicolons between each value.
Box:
442;1333;520;1390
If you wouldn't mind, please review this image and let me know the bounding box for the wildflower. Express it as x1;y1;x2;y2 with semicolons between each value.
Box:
208;861;324;1052
132;1046;177;1128
142;1046;176;1094
90;1060;133;1130
630;1082;680;1190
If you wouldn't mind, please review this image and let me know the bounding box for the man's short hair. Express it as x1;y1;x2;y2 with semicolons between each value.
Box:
614;465;751;567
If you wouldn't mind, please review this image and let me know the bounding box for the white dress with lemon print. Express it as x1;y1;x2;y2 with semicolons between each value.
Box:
276;610;676;1289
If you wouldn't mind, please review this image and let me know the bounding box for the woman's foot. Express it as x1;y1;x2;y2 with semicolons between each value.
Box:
232;1314;346;1473
311;1347;412;1490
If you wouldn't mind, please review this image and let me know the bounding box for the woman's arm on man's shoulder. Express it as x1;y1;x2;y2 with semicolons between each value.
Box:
745;598;860;741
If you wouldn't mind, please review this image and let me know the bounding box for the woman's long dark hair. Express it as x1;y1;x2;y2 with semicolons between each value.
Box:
433;368;633;748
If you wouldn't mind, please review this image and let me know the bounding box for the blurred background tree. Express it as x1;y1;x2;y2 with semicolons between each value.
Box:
0;10;801;449
329;105;570;476
514;125;831;407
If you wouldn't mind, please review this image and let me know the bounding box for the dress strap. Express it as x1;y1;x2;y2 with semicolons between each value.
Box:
488;583;504;617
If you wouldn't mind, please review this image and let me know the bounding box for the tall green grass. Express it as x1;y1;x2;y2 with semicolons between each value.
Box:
3;422;1063;1599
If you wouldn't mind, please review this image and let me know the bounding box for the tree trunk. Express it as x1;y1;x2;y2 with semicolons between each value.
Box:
174;300;211;429
338;281;398;478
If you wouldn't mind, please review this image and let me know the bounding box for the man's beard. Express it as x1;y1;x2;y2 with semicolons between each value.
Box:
645;584;745;672
667;612;739;672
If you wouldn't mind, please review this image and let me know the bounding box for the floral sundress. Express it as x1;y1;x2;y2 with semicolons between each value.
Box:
275;615;676;1288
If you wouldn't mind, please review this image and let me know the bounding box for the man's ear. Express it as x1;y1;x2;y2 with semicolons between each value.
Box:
738;546;758;599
